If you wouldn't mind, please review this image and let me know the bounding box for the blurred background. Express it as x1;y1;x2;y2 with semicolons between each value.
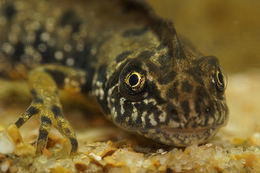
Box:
147;0;260;73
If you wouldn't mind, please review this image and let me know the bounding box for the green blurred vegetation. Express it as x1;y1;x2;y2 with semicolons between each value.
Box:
147;0;260;73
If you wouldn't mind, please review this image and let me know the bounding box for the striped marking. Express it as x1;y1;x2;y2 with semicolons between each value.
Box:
15;106;39;128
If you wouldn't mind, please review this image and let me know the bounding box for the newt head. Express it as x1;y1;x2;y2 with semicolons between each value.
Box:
104;23;228;146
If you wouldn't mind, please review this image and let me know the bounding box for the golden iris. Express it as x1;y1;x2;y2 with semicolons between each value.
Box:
125;71;144;90
216;69;226;91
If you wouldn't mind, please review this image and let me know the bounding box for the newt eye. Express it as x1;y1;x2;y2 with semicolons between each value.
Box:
125;71;145;91
215;68;226;92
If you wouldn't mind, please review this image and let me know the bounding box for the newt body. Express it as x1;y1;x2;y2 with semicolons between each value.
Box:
0;0;228;154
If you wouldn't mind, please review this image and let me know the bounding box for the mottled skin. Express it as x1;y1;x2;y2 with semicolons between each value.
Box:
0;0;228;154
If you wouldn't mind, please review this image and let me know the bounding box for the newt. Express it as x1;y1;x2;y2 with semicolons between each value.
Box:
0;0;228;155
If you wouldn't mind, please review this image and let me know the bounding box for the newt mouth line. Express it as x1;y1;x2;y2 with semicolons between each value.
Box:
160;126;217;135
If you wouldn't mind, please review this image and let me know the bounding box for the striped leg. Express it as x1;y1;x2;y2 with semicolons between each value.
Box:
36;114;52;154
11;64;86;155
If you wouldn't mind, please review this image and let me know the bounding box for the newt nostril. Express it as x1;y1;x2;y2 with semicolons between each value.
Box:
204;106;215;116
205;107;211;113
166;104;180;122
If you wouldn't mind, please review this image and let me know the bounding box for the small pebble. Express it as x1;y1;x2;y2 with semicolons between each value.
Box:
0;161;11;172
0;132;15;154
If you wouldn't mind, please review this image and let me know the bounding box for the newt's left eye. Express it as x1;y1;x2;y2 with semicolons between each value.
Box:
215;68;226;92
125;71;145;91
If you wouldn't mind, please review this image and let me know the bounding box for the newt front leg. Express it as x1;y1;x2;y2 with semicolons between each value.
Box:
11;65;86;155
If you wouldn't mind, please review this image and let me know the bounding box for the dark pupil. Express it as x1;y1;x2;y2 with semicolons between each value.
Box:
129;74;139;86
218;72;224;85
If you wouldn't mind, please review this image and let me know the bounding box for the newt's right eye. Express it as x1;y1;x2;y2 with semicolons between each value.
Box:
125;71;145;92
119;61;147;101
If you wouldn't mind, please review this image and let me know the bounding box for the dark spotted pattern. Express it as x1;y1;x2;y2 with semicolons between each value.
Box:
41;116;52;125
38;129;49;141
166;81;179;99
158;71;177;85
59;10;82;33
181;81;193;93
138;50;155;59
27;106;40;116
181;101;190;115
12;42;24;64
3;3;16;19
52;105;62;118
44;69;66;88
31;89;44;104
158;54;172;65
116;51;132;63
15;118;25;128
